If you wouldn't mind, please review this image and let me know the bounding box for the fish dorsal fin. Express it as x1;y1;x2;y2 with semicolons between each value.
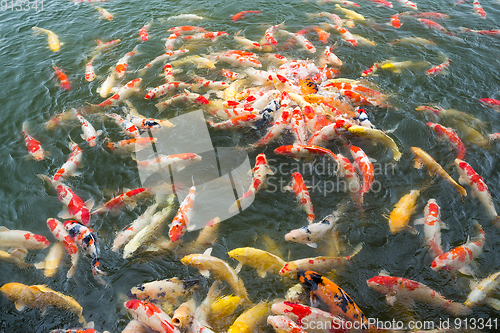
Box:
0;226;9;231
379;269;390;276
235;262;243;274
307;242;318;249
203;247;213;257
85;199;95;211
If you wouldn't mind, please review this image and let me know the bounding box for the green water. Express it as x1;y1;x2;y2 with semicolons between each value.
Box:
1;0;500;332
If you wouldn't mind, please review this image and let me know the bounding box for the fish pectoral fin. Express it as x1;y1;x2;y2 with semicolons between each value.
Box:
199;269;211;278
34;261;45;269
407;225;418;235
306;242;318;248
85;198;95;211
257;269;268;278
187;223;197;231
458;265;474;276
235;262;243;274
58;209;73;219
485;298;500;311
413;159;423;169
413;217;424;225
469;279;479;290
14;302;25;311
440;222;449;230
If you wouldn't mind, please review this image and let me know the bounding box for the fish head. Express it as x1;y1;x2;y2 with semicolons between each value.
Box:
366;276;396;293
0;282;28;300
284;228;309;243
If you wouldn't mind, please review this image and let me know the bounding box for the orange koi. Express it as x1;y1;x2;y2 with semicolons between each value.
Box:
169;184;196;242
53;65;71;90
231;10;261;22
286;172;315;223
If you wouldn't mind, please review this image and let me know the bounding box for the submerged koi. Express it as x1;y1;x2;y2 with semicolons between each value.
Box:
426;122;465;159
53;65;71;90
386;188;421;234
414;199;445;258
85;57;97;82
231;10;261;22
32;27;61;52
22;122;47;161
427;58;451;76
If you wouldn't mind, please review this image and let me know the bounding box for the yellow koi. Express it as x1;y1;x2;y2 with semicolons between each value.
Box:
34;242;65;277
32;27;61;52
227;302;270;333
335;4;365;20
228;247;286;278
347;125;402;161
386;188;422;233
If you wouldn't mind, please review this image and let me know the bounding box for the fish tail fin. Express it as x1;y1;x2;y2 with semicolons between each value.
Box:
493;216;500;228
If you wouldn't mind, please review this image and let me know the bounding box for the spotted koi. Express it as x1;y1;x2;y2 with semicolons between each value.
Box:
97;78;142;107
139;20;153;41
85;56;96;82
22;122;47;161
414;199;445;258
426;122;465;159
53;65;71;90
231;10;261;22
124;300;180;333
0;226;50;250
46;218;79;277
106;113;140;138
53;140;82;182
155;92;209;112
115;46;139;79
169;184;196;242
427;58;451;76
285;172;315;223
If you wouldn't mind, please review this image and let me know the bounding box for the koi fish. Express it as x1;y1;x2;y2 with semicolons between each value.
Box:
460;28;500;36
183;31;228;42
97;70;117;98
0;249;30;268
93;5;112;20
368;0;393;7
379;59;431;73
164;33;181;51
479;98;500;112
52;140;82;182
284;172;315;223
0;226;49;250
414;199;445;258
155;92;209;112
335;4;365;20
124;300;180;333
167;14;204;21
45;110;78;130
319;44;342;67
290;108;307;145
221;69;241;80
123;103;170;130
335;153;362;201
172;298;196;329
144;82;192;99
32;27;61;52
178;217;221;256
35;242;65;277
168;25;208;35
394;0;417;10
280;244;362;277
208;113;269;130
386;188;422;234
106;113;140;138
139;20;153;41
134;153;202;173
427;58;451;75
171;55;216;69
417;19;453;36
227;302;269;333
123;196;176;259
112;203;158;252
310;13;343;26
367;273;471;316
22;122;47;161
254;107;291;146
64;220;105;281
93;188;150;215
274;144;337;161
263;22;284;46
411;147;467;197
138;49;189;75
234;33;262;50
318;0;360;7
285;206;346;248
229;153;274;212
169;183;196;242
97;78;142;107
473;0;486;18
228;247;286;278
298;271;367;323
73;110;102;147
115;46;139;78
361;62;380;76
348;125;402;161
53;65;71;90
46;218;79;278
0;283;85;323
350;145;374;197
307;119;350;146
85;56;96;82
127;277;200;303
332;25;358;46
267;315;306;333
105;137;157;155
455;159;500;224
231;10;261;22
465;271;500;308
391;37;436;45
92;38;120;56
431;221;485;275
426;122;465;159
181;248;251;302
212;50;262;68
271;301;349;333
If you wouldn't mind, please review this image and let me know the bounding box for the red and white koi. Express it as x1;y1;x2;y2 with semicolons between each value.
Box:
168;25;207;35
139;20;153;41
285;172;315;223
460;28;500;36
418;19;453;36
115;46;139;79
160;64;177;83
319;44;342;67
290;108;307;145
93;188;151;215
213;50;262;68
307;119;350;145
134;153;202;173
124;300;180;333
0;226;50;250
92;38;121;55
85;56;96;82
414;199;445;259
144;82;192;100
367;273;471;316
221;69;241;80
155;92;209;112
400;11;449;18
370;0;393;7
208;113;267;130
183;31;228;42
427;58;451;76
73;110;102;147
105;137;157;155
479;98;500;112
287;30;316;53
112;203;159;252
263;22;284;46
465;271;500;308
361;62;380;76
394;0;417;10
390;14;402;28
473;0;486;18
267;316;306;333
53;65;71;91
255;109;292;146
229;153;274;213
169;184;196;242
123;103;169;130
46;218;79;278
93;5;112;20
350;145;374;197
310;13;343;26
335;153;362;197
426;122;465;159
190;74;229;91
138;49;189;75
22;122;47;161
333;25;358;46
431;221;485;274
97;78;142;108
64;220;105;279
106;113;140;138
45;110;78;130
234;31;262;50
455;159;500;224
52;140;82;182
320;0;360;7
